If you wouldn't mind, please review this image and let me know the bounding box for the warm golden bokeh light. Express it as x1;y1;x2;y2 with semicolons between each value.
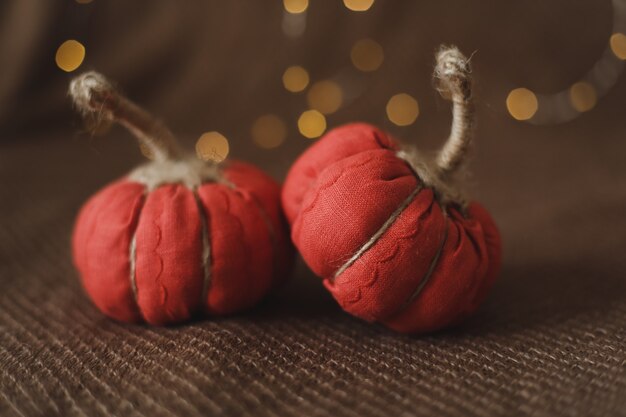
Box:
196;131;230;163
506;88;538;121
251;114;287;149
283;0;309;14
55;40;86;72
307;80;343;114
298;110;327;139
343;0;375;12
351;39;384;72
569;82;597;113
386;93;419;126
282;66;310;93
610;33;626;60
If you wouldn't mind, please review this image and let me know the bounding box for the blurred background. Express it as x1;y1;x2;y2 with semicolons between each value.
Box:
1;1;624;163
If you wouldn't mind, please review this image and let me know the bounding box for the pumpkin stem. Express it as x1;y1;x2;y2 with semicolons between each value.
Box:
69;71;183;162
433;46;474;179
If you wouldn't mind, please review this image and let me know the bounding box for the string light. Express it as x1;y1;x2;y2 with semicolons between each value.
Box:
610;33;626;60
343;0;375;12
55;40;86;72
298;110;326;138
283;66;310;93
506;88;538;121
251;114;287;149
350;39;384;72
386;93;419;126
569;82;597;112
283;0;308;14
196;131;230;162
514;0;625;124
307;80;343;114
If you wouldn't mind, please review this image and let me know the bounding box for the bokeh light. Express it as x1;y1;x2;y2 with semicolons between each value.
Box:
298;110;326;138
350;39;384;72
506;88;538;121
55;40;85;72
307;80;343;114
610;33;626;60
196;131;230;162
343;0;375;12
283;66;310;93
283;0;308;14
386;93;419;126
251;114;287;149
569;82;597;112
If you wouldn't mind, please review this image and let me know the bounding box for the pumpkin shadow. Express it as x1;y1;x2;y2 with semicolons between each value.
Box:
253;256;626;338
457;258;626;336
254;258;344;320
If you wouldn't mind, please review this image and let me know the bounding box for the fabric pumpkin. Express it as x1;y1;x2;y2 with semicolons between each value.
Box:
281;47;502;334
69;72;292;325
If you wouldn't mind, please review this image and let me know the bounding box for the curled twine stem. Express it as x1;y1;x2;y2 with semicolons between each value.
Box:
397;45;475;208
433;46;474;179
69;71;183;162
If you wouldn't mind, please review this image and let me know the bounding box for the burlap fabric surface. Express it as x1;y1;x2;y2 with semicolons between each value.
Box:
1;1;625;416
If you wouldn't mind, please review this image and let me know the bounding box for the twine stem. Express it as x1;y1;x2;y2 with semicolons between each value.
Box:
69;71;183;162
433;46;474;178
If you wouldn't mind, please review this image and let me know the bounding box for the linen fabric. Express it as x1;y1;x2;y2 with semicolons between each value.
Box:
283;123;502;333
72;161;292;325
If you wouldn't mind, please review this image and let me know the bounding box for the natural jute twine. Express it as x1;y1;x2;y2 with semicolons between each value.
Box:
333;45;475;318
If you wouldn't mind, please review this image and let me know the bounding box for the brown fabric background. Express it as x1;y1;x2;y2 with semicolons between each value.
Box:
1;1;625;416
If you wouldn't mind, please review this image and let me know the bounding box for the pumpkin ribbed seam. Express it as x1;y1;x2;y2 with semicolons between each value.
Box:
192;189;212;312
128;186;149;322
332;184;424;281
389;216;449;319
240;190;279;284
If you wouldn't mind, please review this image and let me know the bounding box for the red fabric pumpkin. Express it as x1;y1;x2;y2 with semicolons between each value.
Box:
73;161;291;325
69;72;292;325
282;47;502;334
